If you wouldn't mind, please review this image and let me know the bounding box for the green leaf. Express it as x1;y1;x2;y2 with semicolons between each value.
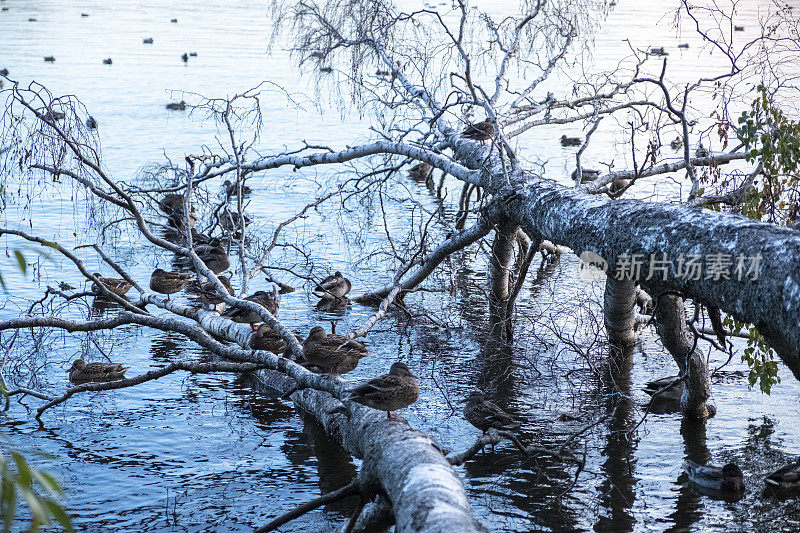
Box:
13;251;26;275
43;500;73;533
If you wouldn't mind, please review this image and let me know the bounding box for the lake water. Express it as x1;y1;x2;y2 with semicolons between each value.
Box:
1;0;799;531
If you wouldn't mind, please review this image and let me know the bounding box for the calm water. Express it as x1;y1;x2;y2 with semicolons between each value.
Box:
1;0;799;531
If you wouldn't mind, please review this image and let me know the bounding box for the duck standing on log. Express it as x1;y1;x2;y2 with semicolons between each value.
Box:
462;118;495;146
347;362;419;419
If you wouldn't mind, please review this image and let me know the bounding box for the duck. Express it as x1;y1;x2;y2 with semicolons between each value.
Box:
462;118;495;145
320;66;333;73
683;459;745;494
250;324;304;355
150;269;192;299
170;18;178;23
571;168;600;182
347;362;419;419
86;116;98;129
189;273;234;312
312;271;351;300
91;273;132;297
463;390;520;433
695;143;709;158
407;162;433;181
221;288;280;329
187;228;213;246
670;136;683;150
302;326;369;374
158;193;194;217
195;243;230;274
765;461;800;490
166;211;197;229
181;53;189;63
166;100;186;111
102;58;113;65
734;25;744;32
223;179;252;196
0;69;8;77
678;43;690;49
143;37;154;44
649;47;668;56
41;109;66;122
217;210;251;234
43;56;56;63
69;358;130;384
643;376;684;403
560;134;582;147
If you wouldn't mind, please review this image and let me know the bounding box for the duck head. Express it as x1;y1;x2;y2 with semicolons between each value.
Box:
389;362;414;377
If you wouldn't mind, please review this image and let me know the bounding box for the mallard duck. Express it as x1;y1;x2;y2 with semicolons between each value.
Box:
670;136;683;149
167;211;197;229
91;273;132;297
571;168;600;182
348;362;419;419
695;143;709;158
222;288;279;329
649;47;668;56
644;376;684;403
41;109;66;122
102;58;112;65
187;228;213;246
166;100;186;111
250;325;303;354
217;210;250;234
150;268;192;299
86;116;98;129
181;53;189;63
223;179;252;196
302;326;369;373
464;390;520;433
43;56;56;62
170;18;178;23
683;460;745;494
734;25;744;31
189;273;234;312
408;162;432;181
158;193;194;217
678;43;689;49
195;243;230;274
560;134;582;147
0;69;8;77
765;461;800;490
462;118;495;145
312;271;351;300
143;37;154;44
69;358;130;384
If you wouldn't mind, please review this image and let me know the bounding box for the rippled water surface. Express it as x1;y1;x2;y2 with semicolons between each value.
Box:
1;0;799;531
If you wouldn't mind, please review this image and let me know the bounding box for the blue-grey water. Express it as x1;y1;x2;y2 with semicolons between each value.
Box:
1;0;799;531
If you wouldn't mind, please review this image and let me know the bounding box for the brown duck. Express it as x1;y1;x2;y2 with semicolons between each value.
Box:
312;272;351;300
190;274;234;312
69;358;130;384
462;118;495;145
195;243;230;274
766;460;800;490
250;325;303;355
464;390;520;433
348;362;419;419
91;273;132;297
150;269;192;299
407;162;433;181
222;288;279;329
302;326;368;374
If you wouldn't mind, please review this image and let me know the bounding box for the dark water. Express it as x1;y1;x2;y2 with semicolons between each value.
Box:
1;0;799;531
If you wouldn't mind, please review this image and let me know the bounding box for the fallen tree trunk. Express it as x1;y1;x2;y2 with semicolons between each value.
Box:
448;141;800;378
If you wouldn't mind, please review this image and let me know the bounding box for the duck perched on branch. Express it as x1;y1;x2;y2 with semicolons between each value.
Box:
188;274;234;312
464;390;520;433
462;118;495;145
302;326;369;374
150;269;192;299
223;179;252;196
348;362;419;419
91;273;132;297
250;325;303;355
222;288;279;329
69;359;130;384
312;271;351;300
683;459;745;494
